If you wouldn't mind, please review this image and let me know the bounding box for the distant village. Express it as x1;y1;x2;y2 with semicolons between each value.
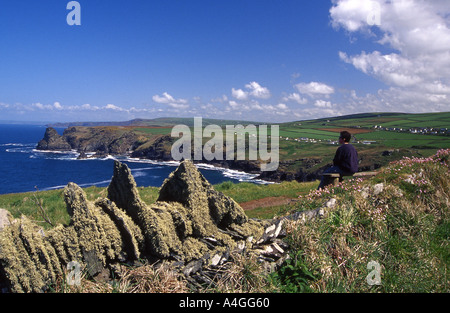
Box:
372;125;450;135
280;136;377;145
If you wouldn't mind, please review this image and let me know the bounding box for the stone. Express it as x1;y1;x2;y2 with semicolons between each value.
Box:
0;209;13;232
324;198;337;209
373;183;384;196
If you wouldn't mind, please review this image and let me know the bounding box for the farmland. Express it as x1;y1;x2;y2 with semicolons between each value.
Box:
277;112;450;153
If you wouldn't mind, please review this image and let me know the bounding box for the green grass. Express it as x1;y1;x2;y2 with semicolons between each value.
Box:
0;185;160;230
215;180;316;203
279;128;339;140
0;189;69;228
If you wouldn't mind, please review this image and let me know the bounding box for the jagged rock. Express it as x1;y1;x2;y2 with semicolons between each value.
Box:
158;160;252;236
256;219;285;245
77;150;88;159
36;127;72;151
65;183;124;268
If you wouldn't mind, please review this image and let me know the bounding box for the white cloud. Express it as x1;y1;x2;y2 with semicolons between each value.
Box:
295;82;335;97
231;88;248;100
331;0;450;112
330;0;382;32
314;100;333;108
104;104;125;111
339;51;423;87
291;107;343;120
32;102;45;110
282;93;308;105
232;82;271;100
152;92;189;109
32;102;64;110
245;82;271;99
80;103;99;110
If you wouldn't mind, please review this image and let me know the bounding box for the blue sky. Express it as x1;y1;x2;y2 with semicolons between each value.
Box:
1;0;449;123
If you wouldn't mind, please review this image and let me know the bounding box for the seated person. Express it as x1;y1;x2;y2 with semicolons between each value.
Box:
318;131;358;190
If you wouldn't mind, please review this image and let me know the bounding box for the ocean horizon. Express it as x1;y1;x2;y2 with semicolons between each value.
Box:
0;124;268;195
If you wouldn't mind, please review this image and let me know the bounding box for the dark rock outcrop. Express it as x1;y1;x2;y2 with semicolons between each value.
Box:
36;127;72;151
36;126;141;157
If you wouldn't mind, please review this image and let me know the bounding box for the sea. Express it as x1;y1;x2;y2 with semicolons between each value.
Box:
0;124;268;195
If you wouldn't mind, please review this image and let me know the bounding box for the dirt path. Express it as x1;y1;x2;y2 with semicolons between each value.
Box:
239;196;297;211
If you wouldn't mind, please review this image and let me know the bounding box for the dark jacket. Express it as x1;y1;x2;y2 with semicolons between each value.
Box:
333;143;358;174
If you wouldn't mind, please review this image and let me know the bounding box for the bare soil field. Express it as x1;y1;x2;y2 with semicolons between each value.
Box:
240;196;295;211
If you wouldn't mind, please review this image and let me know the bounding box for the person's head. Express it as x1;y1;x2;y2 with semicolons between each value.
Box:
339;131;352;143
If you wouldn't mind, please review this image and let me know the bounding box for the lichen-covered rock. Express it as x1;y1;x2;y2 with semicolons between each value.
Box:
158;160;252;237
45;225;82;267
0;217;62;292
95;198;144;261
65;182;124;271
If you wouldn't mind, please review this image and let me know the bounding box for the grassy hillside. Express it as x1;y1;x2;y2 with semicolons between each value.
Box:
272;148;449;292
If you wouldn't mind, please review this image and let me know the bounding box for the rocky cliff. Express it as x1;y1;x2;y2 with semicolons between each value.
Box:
36;126;143;158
